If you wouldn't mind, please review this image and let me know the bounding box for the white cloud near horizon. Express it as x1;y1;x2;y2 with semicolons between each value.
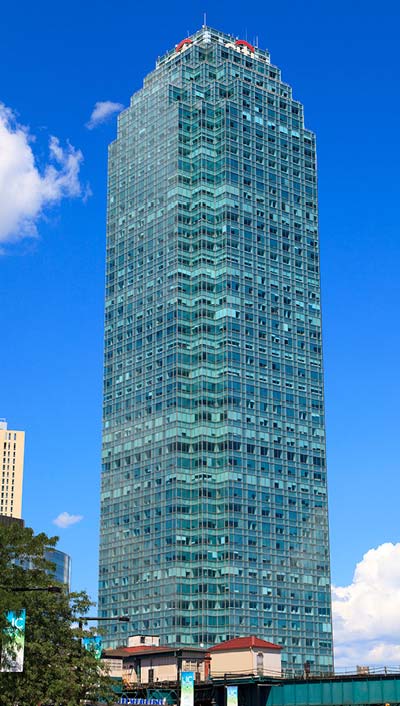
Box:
53;511;84;528
86;100;124;129
0;103;85;246
333;542;400;668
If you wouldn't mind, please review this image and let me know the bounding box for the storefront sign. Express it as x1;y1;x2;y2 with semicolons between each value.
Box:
118;696;167;706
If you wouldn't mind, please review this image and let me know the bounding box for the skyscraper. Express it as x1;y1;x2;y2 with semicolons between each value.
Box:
99;26;333;672
0;419;25;519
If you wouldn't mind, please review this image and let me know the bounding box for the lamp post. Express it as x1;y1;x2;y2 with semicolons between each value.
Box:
77;615;129;631
75;616;129;703
77;615;129;659
0;585;62;677
0;586;62;593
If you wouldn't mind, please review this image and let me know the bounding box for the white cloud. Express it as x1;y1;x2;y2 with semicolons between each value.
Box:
53;511;83;528
0;103;85;246
333;542;400;667
86;100;124;129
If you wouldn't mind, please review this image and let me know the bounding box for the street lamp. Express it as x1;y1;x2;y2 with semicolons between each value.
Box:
77;616;130;653
0;585;62;593
77;615;129;630
77;616;129;660
75;616;130;700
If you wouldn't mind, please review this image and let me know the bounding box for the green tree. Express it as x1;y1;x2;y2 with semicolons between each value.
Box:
0;522;115;705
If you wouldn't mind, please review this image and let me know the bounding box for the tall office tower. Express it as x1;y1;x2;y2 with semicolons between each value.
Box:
0;419;25;519
99;27;333;672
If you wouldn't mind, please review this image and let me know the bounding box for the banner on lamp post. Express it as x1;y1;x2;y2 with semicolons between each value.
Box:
83;635;102;660
180;671;194;706
226;685;238;706
1;609;26;673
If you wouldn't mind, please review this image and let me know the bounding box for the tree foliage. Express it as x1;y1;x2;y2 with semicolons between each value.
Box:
0;522;115;705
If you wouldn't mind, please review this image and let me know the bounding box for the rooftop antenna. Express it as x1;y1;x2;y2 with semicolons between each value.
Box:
203;11;207;27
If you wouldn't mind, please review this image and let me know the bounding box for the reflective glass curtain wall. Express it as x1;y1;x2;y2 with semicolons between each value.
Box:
99;27;333;672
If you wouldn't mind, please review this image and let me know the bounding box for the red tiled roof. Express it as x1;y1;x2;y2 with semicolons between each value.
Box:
104;644;207;657
103;645;173;658
208;636;282;652
117;645;167;654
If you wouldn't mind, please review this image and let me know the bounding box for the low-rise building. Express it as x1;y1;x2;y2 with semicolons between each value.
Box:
103;634;281;687
208;636;282;678
104;637;209;687
106;635;400;706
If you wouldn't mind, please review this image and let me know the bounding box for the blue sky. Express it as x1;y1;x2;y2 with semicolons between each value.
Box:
1;0;400;665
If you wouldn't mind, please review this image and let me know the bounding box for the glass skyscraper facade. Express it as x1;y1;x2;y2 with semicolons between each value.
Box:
99;26;333;672
45;548;71;588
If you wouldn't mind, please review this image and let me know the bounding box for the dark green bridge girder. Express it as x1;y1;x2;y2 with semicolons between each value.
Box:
266;677;400;706
115;673;400;706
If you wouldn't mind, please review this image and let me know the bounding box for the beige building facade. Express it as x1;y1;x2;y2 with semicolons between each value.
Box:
0;419;25;519
103;635;281;685
209;636;282;678
104;640;209;686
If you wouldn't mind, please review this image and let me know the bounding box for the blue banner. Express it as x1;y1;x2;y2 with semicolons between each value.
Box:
226;686;238;706
83;635;102;659
181;671;194;706
1;609;26;673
